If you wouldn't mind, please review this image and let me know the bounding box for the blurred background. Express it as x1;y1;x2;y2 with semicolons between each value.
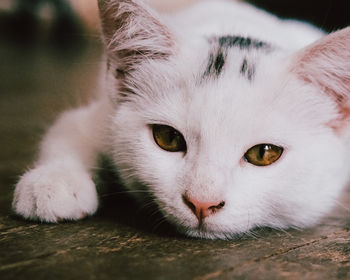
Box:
0;0;349;45
0;0;349;194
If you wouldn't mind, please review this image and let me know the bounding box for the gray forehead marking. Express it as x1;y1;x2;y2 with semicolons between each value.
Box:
240;58;255;81
218;35;271;50
203;35;271;80
205;51;226;77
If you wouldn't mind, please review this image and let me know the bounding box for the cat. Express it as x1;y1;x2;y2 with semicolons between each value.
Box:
12;0;350;239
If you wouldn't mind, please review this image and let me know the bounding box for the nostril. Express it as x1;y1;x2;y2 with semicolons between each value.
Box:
208;201;225;212
182;194;196;214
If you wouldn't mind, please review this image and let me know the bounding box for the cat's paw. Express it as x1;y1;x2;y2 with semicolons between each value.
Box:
12;162;98;222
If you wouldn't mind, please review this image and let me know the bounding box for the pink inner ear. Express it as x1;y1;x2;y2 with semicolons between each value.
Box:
291;27;350;131
292;27;350;106
291;27;350;129
98;0;175;74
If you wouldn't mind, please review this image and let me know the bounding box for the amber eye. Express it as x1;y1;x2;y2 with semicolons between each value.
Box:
244;144;283;166
152;124;187;152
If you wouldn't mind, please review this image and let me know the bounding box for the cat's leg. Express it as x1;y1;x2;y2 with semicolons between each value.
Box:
12;98;112;222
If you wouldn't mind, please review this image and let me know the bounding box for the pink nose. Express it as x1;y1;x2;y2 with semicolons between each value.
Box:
182;194;225;223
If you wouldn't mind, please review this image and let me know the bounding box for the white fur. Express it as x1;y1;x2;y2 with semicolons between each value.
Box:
13;98;112;222
13;0;350;239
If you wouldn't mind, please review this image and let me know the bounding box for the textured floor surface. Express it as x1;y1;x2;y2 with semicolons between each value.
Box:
1;3;350;279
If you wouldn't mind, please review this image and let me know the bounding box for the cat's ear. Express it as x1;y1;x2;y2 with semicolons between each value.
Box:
98;0;175;76
291;27;350;128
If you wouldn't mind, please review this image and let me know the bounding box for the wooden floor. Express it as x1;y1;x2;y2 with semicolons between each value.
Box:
1;9;350;280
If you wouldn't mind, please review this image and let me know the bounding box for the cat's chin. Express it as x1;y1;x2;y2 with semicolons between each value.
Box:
154;202;250;240
176;224;241;240
164;216;242;240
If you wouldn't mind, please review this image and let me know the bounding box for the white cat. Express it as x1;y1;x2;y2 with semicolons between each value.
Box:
13;0;350;239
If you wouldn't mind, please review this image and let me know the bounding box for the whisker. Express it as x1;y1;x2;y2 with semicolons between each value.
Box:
148;207;163;219
152;213;171;233
276;227;294;238
138;204;156;213
245;229;260;239
334;200;350;212
100;189;151;198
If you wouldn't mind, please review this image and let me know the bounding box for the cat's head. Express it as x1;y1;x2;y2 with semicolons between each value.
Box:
98;0;350;239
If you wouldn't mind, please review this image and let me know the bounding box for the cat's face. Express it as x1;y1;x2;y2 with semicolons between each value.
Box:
99;0;350;238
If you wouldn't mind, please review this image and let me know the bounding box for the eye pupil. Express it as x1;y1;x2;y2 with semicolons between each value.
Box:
170;131;179;142
259;145;268;159
152;124;187;153
244;144;283;166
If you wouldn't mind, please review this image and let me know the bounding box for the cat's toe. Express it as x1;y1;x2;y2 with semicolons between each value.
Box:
13;163;98;222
